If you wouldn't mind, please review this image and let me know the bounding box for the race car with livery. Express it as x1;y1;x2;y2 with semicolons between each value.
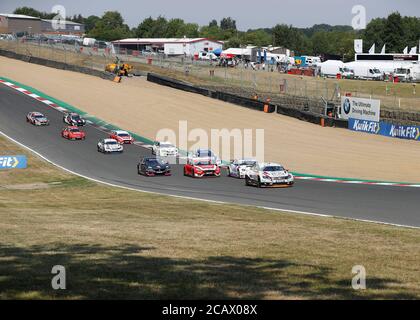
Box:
61;126;86;140
189;148;222;165
152;141;178;157
184;157;221;178
109;130;135;144
97;138;124;153
245;162;294;187
26;112;50;126
227;158;258;179
137;157;171;176
63;112;86;126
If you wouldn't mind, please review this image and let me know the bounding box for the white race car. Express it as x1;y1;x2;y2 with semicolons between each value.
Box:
97;138;124;153
190;148;222;165
227;158;258;179
245;162;294;188
152;141;178;157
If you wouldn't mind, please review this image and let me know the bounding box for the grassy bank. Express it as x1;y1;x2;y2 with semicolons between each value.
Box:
0;135;419;299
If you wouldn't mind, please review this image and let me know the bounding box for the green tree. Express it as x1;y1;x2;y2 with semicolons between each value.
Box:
220;17;236;31
88;11;131;41
383;12;405;52
84;15;100;33
13;6;56;19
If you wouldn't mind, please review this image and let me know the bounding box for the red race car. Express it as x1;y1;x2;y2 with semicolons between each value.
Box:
183;157;221;178
61;126;86;140
109;130;134;144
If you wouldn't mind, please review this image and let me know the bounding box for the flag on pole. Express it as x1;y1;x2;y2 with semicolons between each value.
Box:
380;44;386;54
354;39;363;53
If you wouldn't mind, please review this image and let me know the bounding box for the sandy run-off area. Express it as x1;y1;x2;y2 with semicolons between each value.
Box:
1;56;420;182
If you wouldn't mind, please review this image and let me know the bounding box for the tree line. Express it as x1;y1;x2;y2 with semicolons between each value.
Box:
14;7;420;60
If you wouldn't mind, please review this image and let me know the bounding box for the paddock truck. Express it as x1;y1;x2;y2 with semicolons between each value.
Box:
227;158;258;179
184;157;221;178
137;157;171;176
26;112;50;126
61;126;86;140
97;138;124;153
109;130;135;144
63;112;86;126
245;162;294;188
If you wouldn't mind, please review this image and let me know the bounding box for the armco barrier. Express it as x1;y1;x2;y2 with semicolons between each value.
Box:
147;73;276;113
348;118;420;141
0;48;115;81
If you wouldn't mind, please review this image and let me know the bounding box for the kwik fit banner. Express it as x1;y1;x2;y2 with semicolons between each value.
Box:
348;118;420;141
0;155;27;169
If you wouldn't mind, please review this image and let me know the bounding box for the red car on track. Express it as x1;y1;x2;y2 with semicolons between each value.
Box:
61;126;86;140
183;157;221;178
109;130;134;144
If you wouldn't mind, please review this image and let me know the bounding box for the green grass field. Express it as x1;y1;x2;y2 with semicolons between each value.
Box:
0;135;419;299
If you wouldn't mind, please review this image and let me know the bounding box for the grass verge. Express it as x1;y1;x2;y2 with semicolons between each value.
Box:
0;135;419;299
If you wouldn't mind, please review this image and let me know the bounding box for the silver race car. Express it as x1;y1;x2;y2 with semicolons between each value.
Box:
245;162;294;188
227;158;258;179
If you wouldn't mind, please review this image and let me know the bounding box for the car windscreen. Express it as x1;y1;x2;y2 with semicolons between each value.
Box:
240;160;256;166
198;150;213;157
263;166;284;172
118;133;130;137
195;160;212;165
70;129;80;132
34;114;45;118
105;141;118;145
146;159;165;166
72;115;81;120
161;143;174;148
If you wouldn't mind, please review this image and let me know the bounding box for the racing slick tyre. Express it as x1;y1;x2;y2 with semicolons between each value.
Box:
257;177;262;188
227;168;231;177
97;146;102;153
245;176;250;186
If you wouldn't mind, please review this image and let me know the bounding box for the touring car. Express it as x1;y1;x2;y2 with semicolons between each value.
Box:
152;141;178;157
190;148;222;165
63;112;86;126
184;157;221;178
26;112;49;126
137;157;171;176
97;138;124;153
61;126;86;140
227;158;258;178
245;162;294;187
109;130;135;144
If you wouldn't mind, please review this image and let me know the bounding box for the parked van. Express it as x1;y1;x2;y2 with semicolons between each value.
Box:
345;62;383;80
319;60;344;78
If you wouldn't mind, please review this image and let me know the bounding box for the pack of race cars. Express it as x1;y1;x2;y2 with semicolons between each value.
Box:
26;111;294;188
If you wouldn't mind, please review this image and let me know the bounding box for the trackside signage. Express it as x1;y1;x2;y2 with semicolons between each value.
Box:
0;155;27;169
340;97;380;122
348;118;420;141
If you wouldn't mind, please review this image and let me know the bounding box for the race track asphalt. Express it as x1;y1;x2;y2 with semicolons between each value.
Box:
1;84;419;227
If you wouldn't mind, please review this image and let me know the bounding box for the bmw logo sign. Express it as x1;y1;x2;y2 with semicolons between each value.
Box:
343;98;351;114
